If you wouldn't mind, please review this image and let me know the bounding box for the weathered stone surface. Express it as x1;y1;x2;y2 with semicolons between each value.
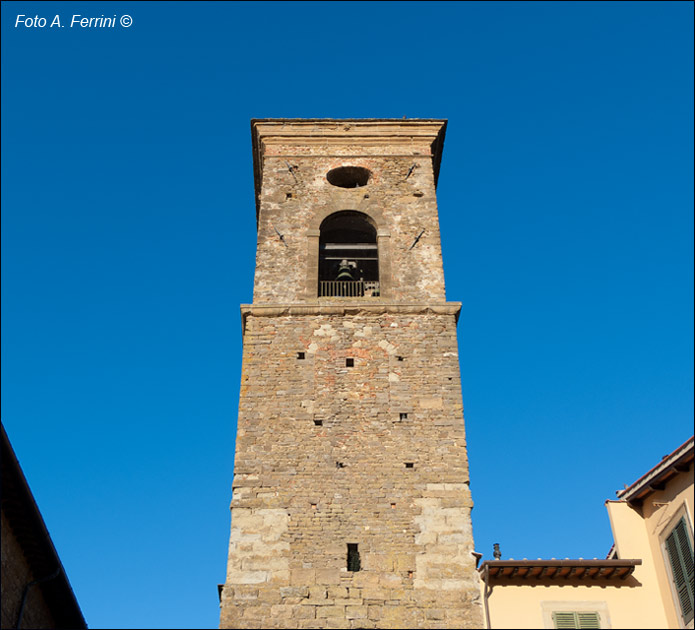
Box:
220;120;483;629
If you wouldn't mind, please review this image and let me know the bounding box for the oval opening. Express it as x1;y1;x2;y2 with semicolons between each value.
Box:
326;166;371;188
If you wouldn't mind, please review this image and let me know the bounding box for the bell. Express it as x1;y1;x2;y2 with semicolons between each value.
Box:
336;259;355;281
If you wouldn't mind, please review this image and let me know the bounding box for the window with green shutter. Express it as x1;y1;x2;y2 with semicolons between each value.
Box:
665;517;695;624
552;611;601;629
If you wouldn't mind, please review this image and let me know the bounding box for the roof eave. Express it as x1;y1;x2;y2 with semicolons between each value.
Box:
479;559;642;582
617;436;694;505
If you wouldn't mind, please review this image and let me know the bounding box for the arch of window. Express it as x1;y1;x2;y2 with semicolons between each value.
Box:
318;211;379;298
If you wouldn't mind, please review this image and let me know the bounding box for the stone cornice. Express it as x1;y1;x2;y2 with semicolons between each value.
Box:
251;119;447;141
240;301;461;334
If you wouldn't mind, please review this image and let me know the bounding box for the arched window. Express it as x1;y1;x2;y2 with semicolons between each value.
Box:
318;211;379;297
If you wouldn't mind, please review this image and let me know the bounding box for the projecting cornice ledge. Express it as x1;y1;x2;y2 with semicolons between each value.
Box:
240;302;462;334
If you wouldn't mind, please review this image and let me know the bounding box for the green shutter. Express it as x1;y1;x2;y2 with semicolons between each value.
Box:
552;611;601;629
576;612;601;628
553;612;578;629
665;517;695;624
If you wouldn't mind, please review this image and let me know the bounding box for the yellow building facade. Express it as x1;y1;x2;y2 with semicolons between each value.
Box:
480;437;694;629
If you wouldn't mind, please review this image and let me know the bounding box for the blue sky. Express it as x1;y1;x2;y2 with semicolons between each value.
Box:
1;2;692;628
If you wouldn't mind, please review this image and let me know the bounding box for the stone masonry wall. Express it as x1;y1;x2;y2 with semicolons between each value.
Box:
220;120;483;629
220;311;482;629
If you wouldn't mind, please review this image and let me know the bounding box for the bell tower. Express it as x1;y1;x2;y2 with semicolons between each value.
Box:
220;119;483;629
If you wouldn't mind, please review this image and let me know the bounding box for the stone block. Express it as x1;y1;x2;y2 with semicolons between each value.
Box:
315;568;341;585
316;605;346;618
280;586;309;599
271;604;297;617
360;587;389;600
293;606;316;619
378;573;402;587
243;556;289;572
308;586;327;600
291;569;316;586
345;605;368;619
426;609;446;620
326;586;348;599
362;554;393;571
227;570;268;585
367;605;383;621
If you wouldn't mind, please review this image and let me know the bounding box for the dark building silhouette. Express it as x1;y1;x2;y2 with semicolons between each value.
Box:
1;423;86;629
